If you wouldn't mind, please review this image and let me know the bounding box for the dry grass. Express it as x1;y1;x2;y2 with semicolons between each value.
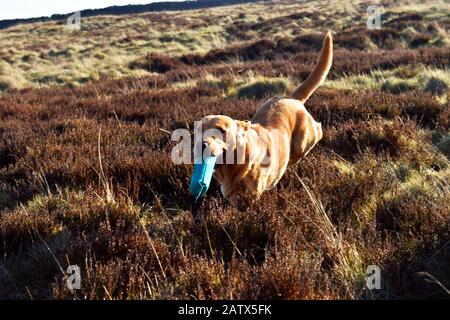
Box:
0;0;449;89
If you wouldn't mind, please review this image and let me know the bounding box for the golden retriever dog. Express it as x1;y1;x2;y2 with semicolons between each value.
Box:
196;32;333;207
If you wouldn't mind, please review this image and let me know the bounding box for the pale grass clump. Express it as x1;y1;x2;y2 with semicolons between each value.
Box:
325;66;450;100
391;2;450;19
0;61;28;90
169;73;293;99
234;75;293;99
429;25;450;47
387;162;450;200
172;79;198;90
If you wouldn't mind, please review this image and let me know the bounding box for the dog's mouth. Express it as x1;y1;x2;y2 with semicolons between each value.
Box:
201;142;211;159
201;137;227;158
193;141;216;164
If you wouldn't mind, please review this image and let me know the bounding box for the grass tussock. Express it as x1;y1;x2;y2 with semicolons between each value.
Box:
235;76;291;99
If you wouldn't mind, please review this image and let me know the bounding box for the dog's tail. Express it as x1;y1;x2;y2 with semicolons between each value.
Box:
291;31;333;103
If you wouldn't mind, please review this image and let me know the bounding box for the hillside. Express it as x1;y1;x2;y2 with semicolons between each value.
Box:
0;0;269;30
1;0;449;91
0;0;449;299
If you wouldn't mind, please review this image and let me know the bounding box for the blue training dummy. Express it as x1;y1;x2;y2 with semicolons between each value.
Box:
190;154;217;221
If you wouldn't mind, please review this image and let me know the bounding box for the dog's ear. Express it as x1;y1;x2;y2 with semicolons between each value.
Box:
214;122;228;134
290;111;322;163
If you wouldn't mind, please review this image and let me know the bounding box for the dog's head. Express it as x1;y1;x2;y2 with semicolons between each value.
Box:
196;115;249;159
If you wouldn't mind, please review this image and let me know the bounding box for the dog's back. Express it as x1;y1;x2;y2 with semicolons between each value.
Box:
208;32;333;204
251;32;332;163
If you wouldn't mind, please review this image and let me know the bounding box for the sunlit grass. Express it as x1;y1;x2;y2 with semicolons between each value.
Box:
0;0;448;90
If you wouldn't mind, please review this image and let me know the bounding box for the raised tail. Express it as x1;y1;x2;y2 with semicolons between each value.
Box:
291;31;333;103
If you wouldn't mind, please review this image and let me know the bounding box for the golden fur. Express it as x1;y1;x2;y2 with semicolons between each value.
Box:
197;32;333;205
